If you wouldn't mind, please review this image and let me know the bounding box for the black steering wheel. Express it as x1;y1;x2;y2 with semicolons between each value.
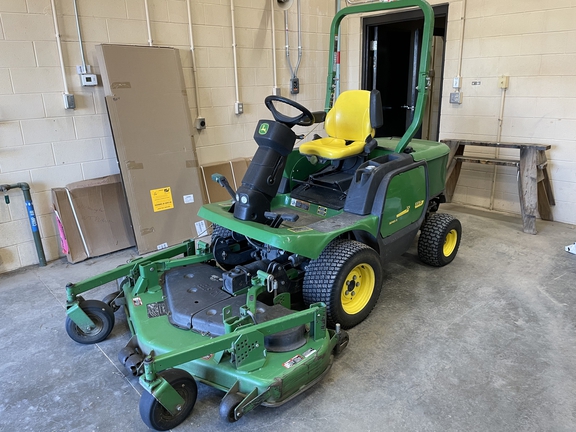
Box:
264;95;314;128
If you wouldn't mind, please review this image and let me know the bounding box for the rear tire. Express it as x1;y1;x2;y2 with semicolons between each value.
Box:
302;239;383;329
418;213;462;267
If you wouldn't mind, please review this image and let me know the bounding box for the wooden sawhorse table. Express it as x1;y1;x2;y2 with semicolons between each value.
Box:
441;139;555;235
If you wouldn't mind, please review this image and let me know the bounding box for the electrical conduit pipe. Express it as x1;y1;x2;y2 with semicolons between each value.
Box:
1;183;47;267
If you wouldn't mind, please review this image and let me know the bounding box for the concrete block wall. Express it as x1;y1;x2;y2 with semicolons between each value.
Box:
344;0;576;226
0;0;337;273
1;0;576;273
427;0;576;223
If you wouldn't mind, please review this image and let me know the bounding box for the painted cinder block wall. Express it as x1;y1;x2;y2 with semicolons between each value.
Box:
0;0;340;273
345;0;576;224
435;0;576;223
0;0;575;274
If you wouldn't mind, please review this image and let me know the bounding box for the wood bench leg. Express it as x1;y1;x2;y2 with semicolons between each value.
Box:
542;167;555;206
537;178;554;221
444;144;464;202
536;150;555;221
518;147;538;234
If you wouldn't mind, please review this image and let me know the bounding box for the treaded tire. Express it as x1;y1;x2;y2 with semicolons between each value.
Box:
418;213;462;267
302;239;383;329
211;224;233;242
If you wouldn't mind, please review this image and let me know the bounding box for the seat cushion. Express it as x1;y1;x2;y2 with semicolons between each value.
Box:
299;137;366;160
299;90;376;160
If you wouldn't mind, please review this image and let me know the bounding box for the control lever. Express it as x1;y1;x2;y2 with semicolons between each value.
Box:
211;173;237;202
264;211;299;228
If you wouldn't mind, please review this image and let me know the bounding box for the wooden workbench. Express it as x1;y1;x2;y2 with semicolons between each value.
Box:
441;139;555;235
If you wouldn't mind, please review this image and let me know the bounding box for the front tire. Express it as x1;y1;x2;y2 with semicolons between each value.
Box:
418;213;462;267
302;239;383;329
139;369;198;431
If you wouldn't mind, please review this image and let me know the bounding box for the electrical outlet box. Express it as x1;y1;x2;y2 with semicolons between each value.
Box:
76;64;92;74
80;74;98;86
63;93;76;110
449;92;463;104
453;76;461;89
273;87;281;96
290;77;300;94
195;117;206;130
498;75;509;89
235;102;243;115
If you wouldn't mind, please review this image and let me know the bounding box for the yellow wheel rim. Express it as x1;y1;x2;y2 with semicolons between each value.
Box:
443;229;458;257
341;263;375;315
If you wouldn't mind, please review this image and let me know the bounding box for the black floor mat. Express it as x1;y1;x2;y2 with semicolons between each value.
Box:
290;183;347;209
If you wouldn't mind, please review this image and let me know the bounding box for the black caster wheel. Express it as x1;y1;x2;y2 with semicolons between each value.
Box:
139;369;198;431
102;291;123;312
65;300;115;344
219;392;244;423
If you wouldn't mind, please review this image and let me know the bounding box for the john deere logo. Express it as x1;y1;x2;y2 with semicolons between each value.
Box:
259;123;269;135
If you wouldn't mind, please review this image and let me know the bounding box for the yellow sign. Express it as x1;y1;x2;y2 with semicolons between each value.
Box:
150;187;174;212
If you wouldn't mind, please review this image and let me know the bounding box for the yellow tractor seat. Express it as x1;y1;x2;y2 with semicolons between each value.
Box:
299;89;383;160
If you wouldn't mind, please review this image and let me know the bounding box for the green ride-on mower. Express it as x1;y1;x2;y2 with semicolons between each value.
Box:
63;0;461;429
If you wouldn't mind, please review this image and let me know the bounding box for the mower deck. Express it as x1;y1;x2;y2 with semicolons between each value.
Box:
125;270;337;399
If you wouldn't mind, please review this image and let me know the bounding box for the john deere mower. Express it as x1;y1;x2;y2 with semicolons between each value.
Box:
64;0;461;429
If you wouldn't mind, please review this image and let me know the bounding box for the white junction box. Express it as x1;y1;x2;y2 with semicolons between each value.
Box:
80;74;98;86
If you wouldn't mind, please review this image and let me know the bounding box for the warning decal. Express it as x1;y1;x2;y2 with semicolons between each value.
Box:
150;187;174;212
147;302;167;318
283;354;304;369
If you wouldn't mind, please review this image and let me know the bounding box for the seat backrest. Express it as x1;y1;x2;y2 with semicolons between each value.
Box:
325;90;379;141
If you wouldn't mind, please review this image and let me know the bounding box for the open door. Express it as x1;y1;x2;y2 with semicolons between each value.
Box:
362;5;448;141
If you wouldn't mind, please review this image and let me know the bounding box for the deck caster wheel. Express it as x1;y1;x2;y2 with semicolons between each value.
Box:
102;291;123;312
334;328;349;355
139;369;198;431
65;300;115;344
219;392;244;423
418;213;462;267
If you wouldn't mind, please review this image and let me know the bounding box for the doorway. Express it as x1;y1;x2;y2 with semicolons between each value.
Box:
362;5;448;141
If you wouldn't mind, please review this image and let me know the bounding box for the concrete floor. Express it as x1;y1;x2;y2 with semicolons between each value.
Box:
1;203;575;432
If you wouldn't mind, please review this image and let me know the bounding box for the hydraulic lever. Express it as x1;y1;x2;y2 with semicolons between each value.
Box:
211;173;237;202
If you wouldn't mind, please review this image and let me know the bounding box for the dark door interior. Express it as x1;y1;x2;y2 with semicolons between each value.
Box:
363;5;448;140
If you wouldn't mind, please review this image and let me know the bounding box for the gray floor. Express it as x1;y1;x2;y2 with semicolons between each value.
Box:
1;204;575;432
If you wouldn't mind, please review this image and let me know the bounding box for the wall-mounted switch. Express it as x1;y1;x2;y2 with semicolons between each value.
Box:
453;76;461;89
235;102;243;115
80;74;98;86
498;75;509;89
63;93;76;110
290;77;299;94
